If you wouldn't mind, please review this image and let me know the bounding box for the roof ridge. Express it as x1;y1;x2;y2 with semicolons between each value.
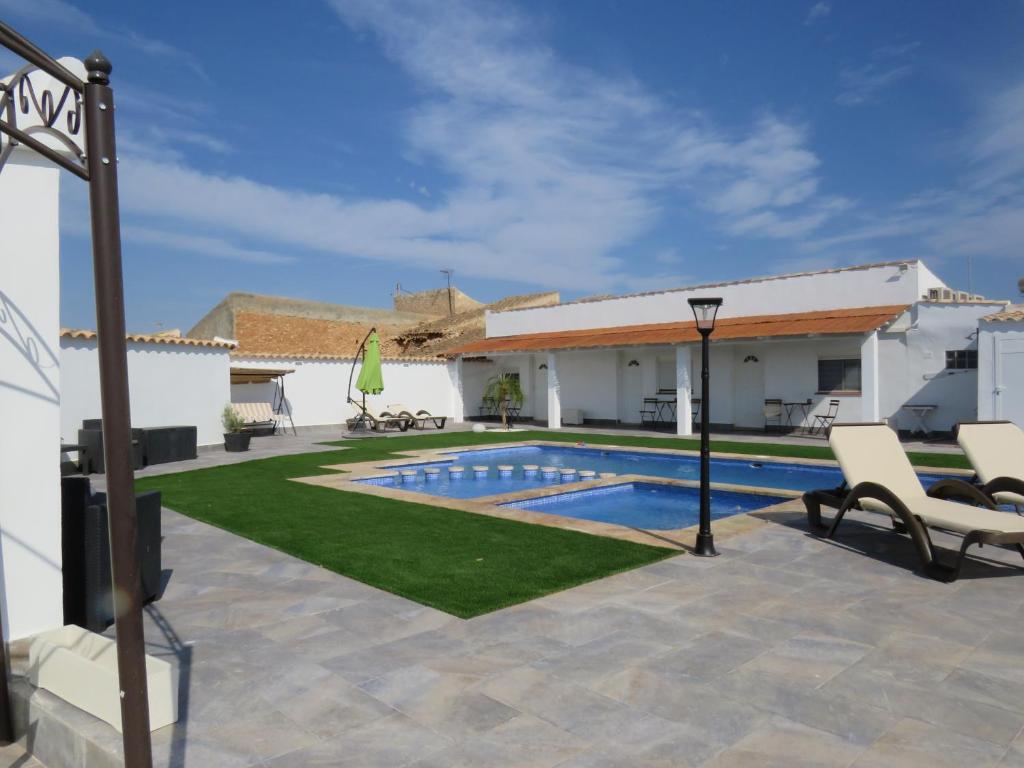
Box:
495;260;921;314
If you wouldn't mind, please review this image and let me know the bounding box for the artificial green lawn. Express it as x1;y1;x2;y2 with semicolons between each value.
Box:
137;430;968;618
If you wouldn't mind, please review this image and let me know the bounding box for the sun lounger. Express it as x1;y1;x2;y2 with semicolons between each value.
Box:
954;421;1024;512
802;423;1024;582
382;403;447;430
345;401;412;432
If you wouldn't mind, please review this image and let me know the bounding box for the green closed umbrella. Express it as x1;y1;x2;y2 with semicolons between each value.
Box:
355;331;384;395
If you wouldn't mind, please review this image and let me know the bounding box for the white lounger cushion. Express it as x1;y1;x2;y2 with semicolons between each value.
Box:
829;424;924;514
829;424;1024;534
956;422;1024;506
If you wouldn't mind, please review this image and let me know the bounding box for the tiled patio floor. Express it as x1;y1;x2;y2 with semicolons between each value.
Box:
22;437;1024;767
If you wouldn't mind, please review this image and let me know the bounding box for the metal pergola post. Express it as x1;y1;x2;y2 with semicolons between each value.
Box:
0;23;153;767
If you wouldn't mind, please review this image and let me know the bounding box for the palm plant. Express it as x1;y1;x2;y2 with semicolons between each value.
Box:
483;373;525;430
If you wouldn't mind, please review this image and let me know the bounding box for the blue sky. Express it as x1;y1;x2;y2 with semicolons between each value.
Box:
2;0;1023;333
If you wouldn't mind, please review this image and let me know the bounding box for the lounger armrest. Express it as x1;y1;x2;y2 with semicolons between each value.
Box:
832;481;917;537
981;476;1024;502
926;478;996;509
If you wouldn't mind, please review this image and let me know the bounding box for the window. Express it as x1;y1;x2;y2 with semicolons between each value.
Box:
817;359;861;393
945;349;977;370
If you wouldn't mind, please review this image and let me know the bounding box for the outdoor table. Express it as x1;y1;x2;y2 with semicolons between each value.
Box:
655;398;677;423
783;401;812;431
902;404;938;437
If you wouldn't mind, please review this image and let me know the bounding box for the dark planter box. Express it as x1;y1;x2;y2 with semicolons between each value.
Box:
61;476;162;633
143;426;198;465
77;427;145;474
224;432;252;452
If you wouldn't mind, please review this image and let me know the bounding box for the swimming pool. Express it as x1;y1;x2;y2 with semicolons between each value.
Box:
362;444;948;498
500;483;769;530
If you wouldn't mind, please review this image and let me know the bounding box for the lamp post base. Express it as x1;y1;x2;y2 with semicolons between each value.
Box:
693;532;719;557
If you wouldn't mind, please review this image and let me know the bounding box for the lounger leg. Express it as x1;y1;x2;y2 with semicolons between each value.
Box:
802;492;824;531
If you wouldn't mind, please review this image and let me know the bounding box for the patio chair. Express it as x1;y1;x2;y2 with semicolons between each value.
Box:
802;423;1024;582
640;397;658;425
764;399;783;431
810;399;840;435
691;398;701;423
954;421;1024;513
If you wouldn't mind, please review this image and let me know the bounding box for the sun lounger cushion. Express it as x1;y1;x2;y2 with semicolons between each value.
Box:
829;424;924;515
830;424;1024;533
956;422;1024;506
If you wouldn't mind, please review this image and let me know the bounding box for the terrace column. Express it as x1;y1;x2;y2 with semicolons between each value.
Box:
450;356;465;423
0;152;65;641
675;345;693;436
546;352;561;429
861;331;880;422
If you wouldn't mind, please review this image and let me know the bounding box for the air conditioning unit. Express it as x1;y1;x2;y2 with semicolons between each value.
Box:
927;288;954;302
955;291;971;303
971;294;985;301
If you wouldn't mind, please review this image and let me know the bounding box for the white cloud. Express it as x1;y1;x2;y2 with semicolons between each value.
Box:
0;0;208;80
805;2;831;25
804;77;1024;269
82;0;842;290
836;43;919;107
122;226;296;265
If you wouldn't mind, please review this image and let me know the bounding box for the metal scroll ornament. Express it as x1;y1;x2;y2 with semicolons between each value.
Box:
0;63;85;176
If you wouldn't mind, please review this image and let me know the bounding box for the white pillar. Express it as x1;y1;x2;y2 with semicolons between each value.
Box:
0;154;65;640
861;331;880;422
523;355;535;420
450;356;465;423
547;352;561;429
675;345;693;436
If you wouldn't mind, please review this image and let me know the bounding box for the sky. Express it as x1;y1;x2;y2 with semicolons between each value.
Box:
2;0;1023;333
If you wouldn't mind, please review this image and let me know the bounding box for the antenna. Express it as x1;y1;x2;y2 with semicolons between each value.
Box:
440;269;454;315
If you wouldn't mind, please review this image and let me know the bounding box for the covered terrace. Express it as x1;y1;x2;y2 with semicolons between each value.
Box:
449;305;908;435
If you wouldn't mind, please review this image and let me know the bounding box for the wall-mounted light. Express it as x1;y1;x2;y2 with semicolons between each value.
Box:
627;359;639;367
743;355;759;363
538;363;548;370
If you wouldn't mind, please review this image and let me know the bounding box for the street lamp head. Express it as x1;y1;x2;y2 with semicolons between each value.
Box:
687;297;723;333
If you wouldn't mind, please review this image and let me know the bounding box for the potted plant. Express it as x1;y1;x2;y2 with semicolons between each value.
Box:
483;373;524;430
222;405;251;452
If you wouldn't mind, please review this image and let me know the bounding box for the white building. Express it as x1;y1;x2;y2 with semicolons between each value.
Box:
450;261;1007;435
977;306;1024;426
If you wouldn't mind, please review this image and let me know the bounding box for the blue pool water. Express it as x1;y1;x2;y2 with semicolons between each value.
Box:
364;444;948;498
501;483;768;530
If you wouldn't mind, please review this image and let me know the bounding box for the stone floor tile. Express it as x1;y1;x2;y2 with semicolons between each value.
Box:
264;712;453;768
702;716;867;768
850;717;1008;768
648;630;770;680
734;632;872;687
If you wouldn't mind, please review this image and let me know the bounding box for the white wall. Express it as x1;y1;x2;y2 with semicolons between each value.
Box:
978;319;1024;426
876;303;993;432
0;152;65;641
61;338;232;446
231;356;454;427
488;261;948;337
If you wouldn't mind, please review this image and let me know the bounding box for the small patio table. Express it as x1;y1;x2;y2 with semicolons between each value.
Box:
902;404;938;437
783;400;812;431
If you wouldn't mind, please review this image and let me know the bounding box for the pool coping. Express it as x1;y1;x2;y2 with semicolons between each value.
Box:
293;438;971;550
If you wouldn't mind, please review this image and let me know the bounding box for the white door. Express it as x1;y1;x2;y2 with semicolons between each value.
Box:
620;358;643;423
732;349;765;428
996;338;1024;428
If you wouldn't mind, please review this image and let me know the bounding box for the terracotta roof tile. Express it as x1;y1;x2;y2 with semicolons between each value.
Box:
982;305;1024;322
61;328;235;349
447;305;910;356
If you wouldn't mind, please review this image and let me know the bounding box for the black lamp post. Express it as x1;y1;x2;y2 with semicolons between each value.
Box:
688;297;723;557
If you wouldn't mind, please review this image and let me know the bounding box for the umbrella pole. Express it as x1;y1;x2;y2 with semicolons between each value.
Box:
347;327;376;431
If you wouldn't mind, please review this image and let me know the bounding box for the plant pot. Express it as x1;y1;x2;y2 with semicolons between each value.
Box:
224;431;251;452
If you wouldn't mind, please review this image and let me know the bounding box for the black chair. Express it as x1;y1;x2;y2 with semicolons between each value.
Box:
764;399;783;431
811;399;841;435
640;397;658;425
691;398;701;423
61;476;162;632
